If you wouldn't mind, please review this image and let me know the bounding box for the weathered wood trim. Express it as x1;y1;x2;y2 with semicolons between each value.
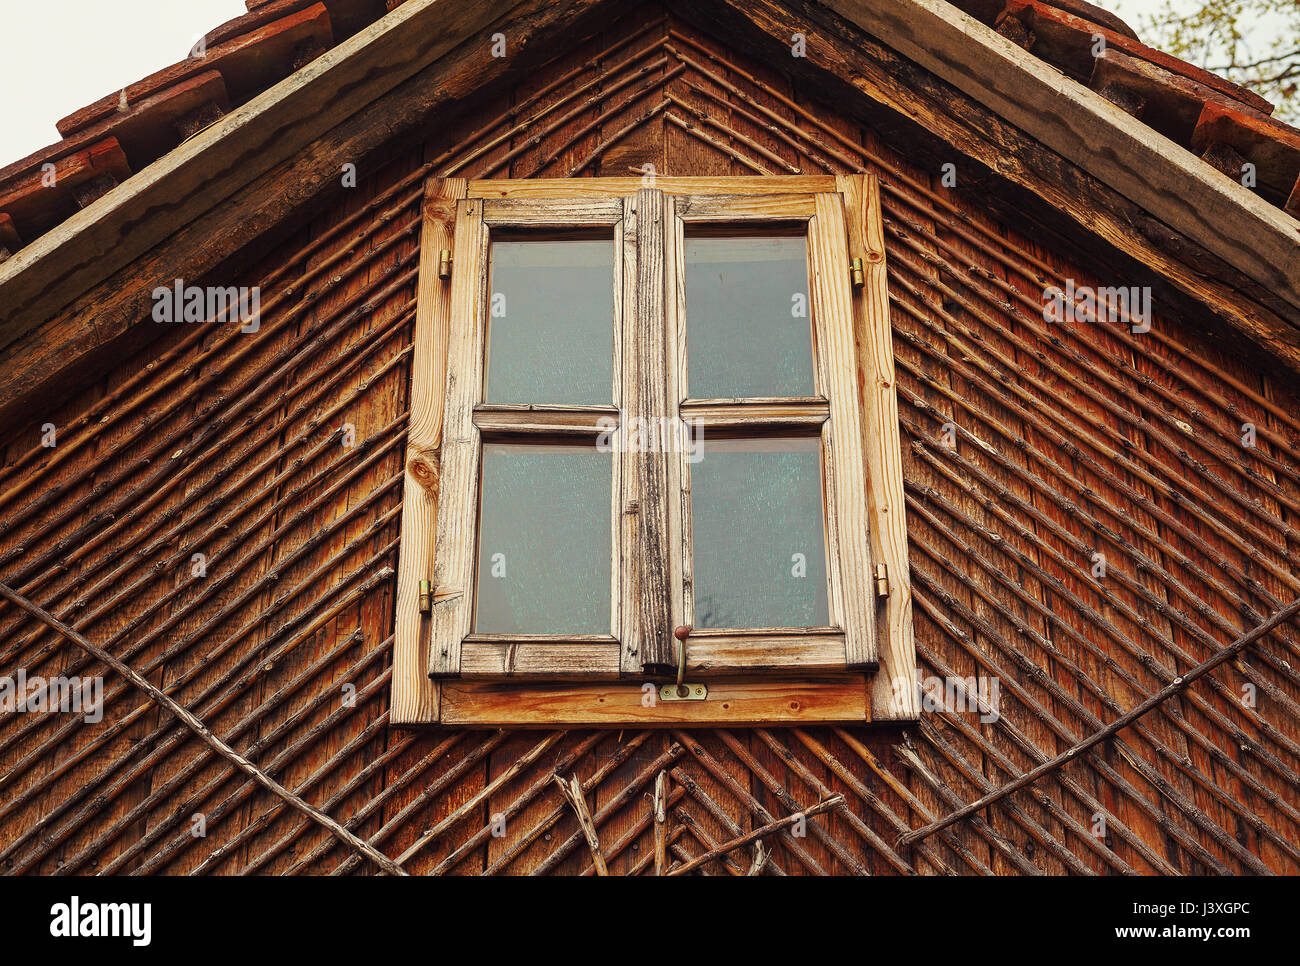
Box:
428;198;487;678
482;196;624;226
468;176;839;199
0;0;575;347
460;639;622;678
439;676;870;725
839;173;919;719
686;629;851;674
457;630;851;678
810;191;879;669
676;193;816;221
391;176;464;725
679;398;829;429
629;188;677;674
472;404;619;436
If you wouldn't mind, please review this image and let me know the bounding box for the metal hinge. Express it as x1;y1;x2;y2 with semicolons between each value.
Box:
873;564;890;600
850;257;865;290
418;581;462;615
437;249;453;280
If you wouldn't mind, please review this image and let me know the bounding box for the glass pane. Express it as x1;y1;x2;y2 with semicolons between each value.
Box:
485;238;614;405
685;235;815;399
475;443;611;634
690;437;829;628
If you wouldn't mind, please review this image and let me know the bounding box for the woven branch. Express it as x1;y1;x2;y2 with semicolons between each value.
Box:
900;596;1300;849
0;581;407;877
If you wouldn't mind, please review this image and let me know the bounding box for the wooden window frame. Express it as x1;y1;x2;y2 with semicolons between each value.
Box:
391;175;918;726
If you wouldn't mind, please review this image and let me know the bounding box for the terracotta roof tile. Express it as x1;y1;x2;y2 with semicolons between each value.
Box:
56;2;333;138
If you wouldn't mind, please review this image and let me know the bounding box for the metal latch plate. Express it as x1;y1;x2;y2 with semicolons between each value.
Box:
659;683;708;702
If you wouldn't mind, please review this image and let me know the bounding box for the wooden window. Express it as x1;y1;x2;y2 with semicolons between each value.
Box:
391;176;917;726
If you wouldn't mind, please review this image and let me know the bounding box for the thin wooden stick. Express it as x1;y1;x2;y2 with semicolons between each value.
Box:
653;770;668;876
667;795;846;877
899;596;1300;849
0;581;407;877
553;773;607;876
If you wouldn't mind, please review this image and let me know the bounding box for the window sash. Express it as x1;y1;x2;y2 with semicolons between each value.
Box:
667;192;878;670
421;180;881;683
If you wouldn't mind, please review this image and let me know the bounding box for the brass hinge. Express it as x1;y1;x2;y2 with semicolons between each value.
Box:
850;257;865;290
418;582;462;615
873;564;890;600
437;249;453;280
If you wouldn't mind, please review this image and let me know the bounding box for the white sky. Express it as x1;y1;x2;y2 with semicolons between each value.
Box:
0;0;244;168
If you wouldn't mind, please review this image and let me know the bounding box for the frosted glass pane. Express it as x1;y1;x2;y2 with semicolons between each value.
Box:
475;444;611;634
685;236;814;399
690;437;829;628
486;239;614;405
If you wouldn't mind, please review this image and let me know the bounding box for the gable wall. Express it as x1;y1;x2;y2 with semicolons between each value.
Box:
1;5;1298;875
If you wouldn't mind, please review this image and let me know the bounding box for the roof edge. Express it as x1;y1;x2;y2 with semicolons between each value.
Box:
0;0;554;348
825;0;1300;312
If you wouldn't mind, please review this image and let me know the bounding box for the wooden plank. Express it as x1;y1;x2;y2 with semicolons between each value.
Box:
676;192;816;221
679;398;828;429
839;173;919;719
482;196;624;226
390;176;464;723
686;629;850;674
693;0;1300;371
0;0;540;337
457;631;849;677
810;192;878;670
460;639;622;677
468;175;838;198
628;188;676;674
472;404;618;436
439;677;870;726
427;198;487;678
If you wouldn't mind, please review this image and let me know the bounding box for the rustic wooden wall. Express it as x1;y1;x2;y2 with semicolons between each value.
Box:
2;5;1298;875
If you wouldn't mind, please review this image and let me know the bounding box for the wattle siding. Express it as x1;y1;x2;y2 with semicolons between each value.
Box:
1;8;1297;875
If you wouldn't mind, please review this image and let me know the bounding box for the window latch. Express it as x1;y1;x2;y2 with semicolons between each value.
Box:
659;625;707;701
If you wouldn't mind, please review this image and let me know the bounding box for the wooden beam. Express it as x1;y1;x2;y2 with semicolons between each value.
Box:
390;175;463;725
819;0;1300;327
439;676;870;725
468;176;838;198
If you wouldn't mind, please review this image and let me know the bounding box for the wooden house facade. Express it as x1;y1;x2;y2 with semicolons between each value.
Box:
0;0;1298;876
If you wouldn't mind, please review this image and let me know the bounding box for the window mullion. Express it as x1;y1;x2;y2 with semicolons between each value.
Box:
620;187;678;676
